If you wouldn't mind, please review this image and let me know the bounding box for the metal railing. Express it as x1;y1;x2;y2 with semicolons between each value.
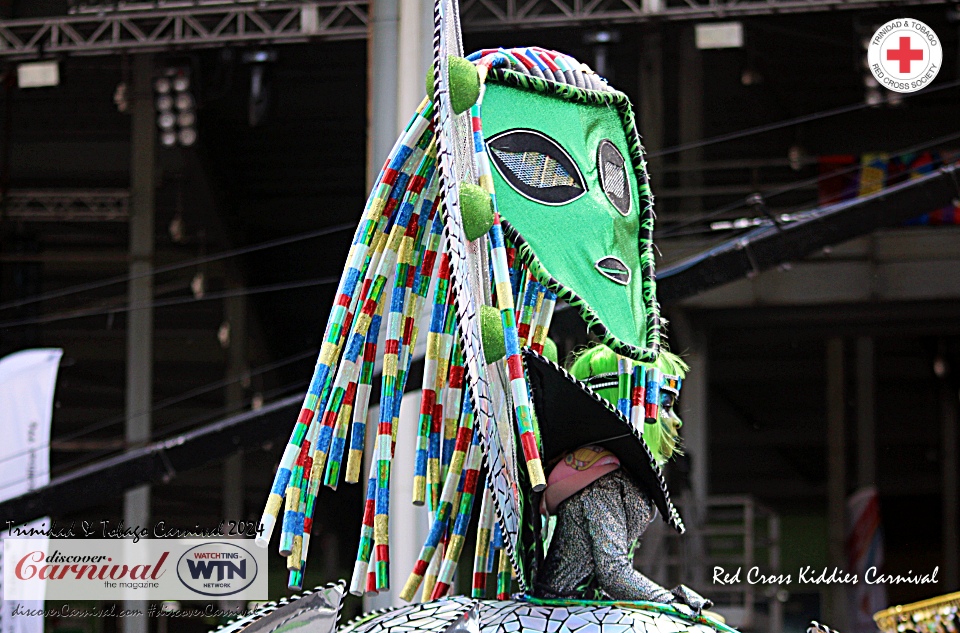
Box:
639;493;783;631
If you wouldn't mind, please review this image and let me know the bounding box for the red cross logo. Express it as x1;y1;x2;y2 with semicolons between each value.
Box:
887;36;924;73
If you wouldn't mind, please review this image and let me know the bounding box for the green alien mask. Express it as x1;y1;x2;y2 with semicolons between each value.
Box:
481;69;660;362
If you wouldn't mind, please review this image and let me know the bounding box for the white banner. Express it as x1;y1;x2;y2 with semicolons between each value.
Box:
0;349;62;633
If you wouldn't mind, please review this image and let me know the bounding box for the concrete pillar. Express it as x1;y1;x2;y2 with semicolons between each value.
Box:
673;316;709;507
123;53;155;633
638;29;665;182
941;375;959;590
856;337;876;487
367;0;400;189
221;288;247;612
826;338;847;630
396;0;433;134
222;288;248;523
677;26;704;215
669;311;709;588
363;0;433;610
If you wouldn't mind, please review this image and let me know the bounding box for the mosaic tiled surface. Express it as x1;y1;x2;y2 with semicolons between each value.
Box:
341;597;729;633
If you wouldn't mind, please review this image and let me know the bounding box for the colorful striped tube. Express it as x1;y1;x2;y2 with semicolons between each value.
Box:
366;539;379;597
617;356;632;418
256;100;434;549
369;149;440;590
439;337;464;485
530;289;556;354
414;254;451;505
469;92;546;491
516;275;539;346
496;546;512;599
345;306;383;483
420;541;443;602
525;283;546;348
431;424;482;600
349;466;378;596
319;134;432;473
323;379;358;490
488;214;546;491
398;396;475;601
472;486;495;597
645;367;662;424
278;438;311;556
279;274;389;554
631;364;646;431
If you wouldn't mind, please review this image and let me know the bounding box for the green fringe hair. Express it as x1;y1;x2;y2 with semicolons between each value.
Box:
568;344;688;464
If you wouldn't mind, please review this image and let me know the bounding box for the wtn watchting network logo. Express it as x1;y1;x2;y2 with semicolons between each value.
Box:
4;539;267;600
176;542;259;597
867;18;942;93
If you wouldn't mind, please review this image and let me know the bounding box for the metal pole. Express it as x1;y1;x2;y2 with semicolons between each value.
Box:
855;338;876;487
941;369;959;590
123;53;155;633
826;338;847;630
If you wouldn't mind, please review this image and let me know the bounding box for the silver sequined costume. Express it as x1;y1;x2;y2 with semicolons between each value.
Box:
534;468;711;613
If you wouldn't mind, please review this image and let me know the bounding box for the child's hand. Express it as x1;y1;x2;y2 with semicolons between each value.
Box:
670;585;714;614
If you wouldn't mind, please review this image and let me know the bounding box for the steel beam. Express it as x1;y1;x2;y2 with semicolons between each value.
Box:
0;393;302;524
0;0;946;58
0;1;368;60
3;189;129;222
458;0;948;28
657;162;960;303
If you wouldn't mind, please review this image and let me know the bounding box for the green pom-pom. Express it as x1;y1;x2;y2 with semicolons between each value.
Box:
459;183;494;241
448;56;480;114
542;338;559;365
425;57;480;115
481;305;505;364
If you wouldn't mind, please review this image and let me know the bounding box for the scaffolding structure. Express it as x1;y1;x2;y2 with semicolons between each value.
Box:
0;0;948;59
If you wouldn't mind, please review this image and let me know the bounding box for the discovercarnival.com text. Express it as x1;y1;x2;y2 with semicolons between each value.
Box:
9;603;260;618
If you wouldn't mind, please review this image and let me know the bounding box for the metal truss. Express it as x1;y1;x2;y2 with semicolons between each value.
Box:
3;189;130;222
459;0;949;28
0;1;368;60
0;0;946;59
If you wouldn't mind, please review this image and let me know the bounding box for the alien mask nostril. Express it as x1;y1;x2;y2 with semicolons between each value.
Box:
595;256;631;285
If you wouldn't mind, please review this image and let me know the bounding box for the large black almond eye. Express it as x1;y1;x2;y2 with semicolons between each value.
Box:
595;256;631;285
486;129;586;205
597;139;631;216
